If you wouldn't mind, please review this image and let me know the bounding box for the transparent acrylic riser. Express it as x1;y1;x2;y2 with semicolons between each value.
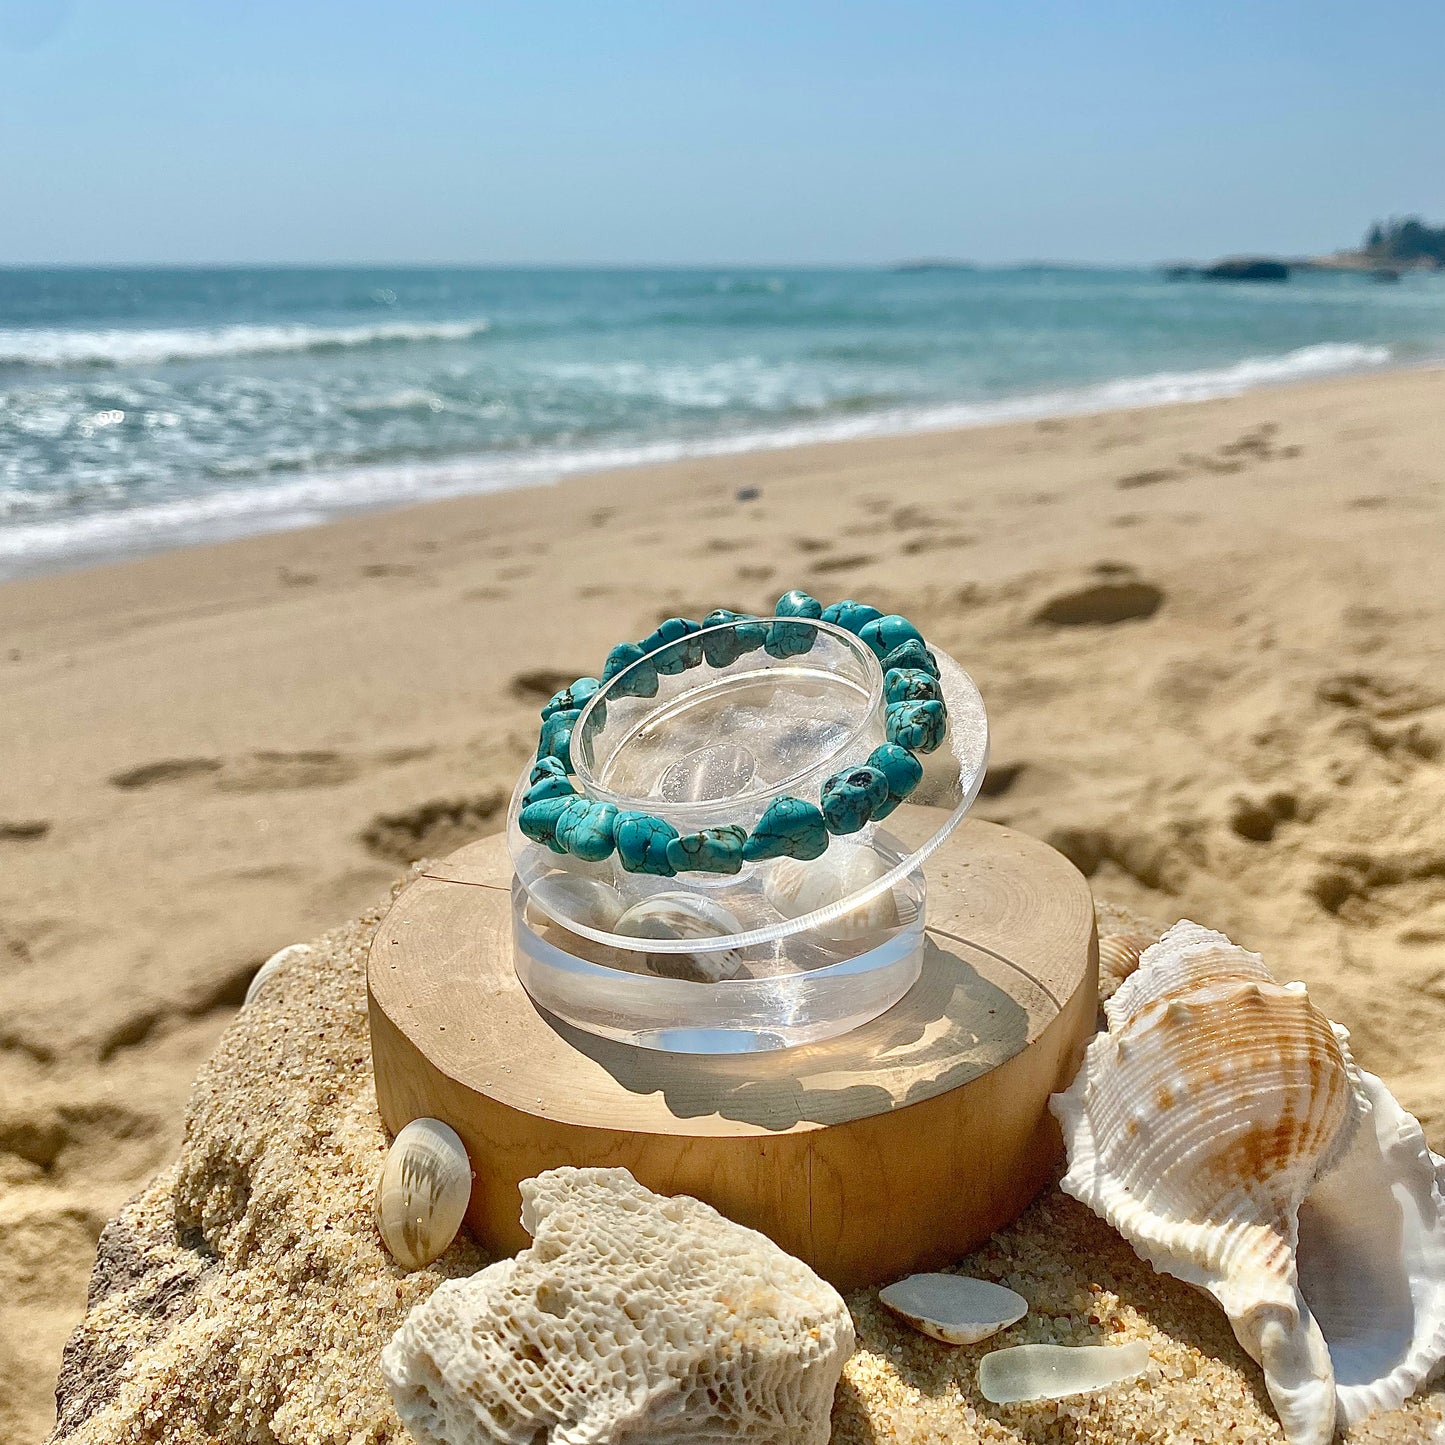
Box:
507;619;989;1053
513;867;927;1052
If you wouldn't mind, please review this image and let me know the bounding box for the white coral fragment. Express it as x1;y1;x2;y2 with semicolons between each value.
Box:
381;1166;854;1445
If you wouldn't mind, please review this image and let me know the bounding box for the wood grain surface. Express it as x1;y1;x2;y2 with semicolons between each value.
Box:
368;815;1096;1287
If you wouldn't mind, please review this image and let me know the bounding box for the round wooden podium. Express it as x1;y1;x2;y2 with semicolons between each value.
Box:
367;817;1096;1289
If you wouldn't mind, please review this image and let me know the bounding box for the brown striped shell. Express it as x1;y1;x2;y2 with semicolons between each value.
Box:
1053;921;1445;1445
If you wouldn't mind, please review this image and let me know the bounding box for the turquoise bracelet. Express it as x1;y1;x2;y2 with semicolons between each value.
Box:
517;591;948;875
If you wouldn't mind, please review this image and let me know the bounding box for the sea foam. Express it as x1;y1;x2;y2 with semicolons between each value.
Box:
0;319;493;368
0;340;1402;580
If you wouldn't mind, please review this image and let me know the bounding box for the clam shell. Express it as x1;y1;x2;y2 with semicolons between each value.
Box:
879;1273;1027;1345
375;1118;473;1271
978;1340;1150;1404
243;943;311;1007
763;844;900;940
614;893;744;983
1052;920;1445;1445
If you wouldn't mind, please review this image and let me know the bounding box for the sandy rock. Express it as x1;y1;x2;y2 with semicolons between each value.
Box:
382;1166;853;1445
48;890;1445;1445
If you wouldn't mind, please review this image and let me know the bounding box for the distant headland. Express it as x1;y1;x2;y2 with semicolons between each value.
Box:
1164;215;1445;283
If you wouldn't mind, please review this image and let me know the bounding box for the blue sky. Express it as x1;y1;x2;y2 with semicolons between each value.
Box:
1;0;1441;265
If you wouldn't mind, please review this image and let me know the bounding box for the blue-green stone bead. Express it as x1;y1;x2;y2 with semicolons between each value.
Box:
774;590;823;619
602;642;659;698
614;811;679;876
867;743;923;802
859;614;925;660
764;618;815;658
538;708;581;773
886;699;947;753
518;795;573;852
820;600;883;635
529;755;569;788
700;609;746;668
742;796;828;862
554;798;619;862
641;617;704;675
523;773;576;805
665;825;746;875
880;637;939;678
867;743;923;819
541;676;601;720
820;764;891;835
884;667;942;706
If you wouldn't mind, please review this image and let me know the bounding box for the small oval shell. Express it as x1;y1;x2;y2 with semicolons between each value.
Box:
763;845;899;940
879;1273;1027;1344
375;1118;473;1271
243;943;311;1007
614;893;744;982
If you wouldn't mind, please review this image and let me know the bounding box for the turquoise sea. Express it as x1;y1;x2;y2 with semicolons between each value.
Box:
1;265;1443;576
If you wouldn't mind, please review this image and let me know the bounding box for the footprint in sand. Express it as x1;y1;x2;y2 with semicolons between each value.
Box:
809;552;874;574
1228;790;1302;843
0;819;50;842
1116;467;1180;490
1030;577;1164;627
510;668;586;706
109;758;223;790
216;750;360;792
360;793;507;866
109;747;425;794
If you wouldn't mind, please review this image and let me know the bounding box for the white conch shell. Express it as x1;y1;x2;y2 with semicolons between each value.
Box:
1052;920;1445;1445
614;893;744;982
243;943;311;1007
763;844;900;940
375;1118;473;1271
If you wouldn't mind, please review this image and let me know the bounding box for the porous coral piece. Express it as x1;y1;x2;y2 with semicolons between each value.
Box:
381;1166;854;1445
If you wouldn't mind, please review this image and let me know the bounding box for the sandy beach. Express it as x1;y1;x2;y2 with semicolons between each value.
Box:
2;364;1443;1441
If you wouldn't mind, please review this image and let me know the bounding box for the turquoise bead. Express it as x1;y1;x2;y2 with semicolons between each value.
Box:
880;637;939;678
640;617;704;675
859;614;925;660
602;642;659;698
554;797;619;862
614;811;679;876
742;795;828;862
820;765;891;835
541;676;601;720
665;825;746;875
867;743;923;820
774;590;823;619
886;699;947;753
820;600;883;635
529;755;569;787
523;773;576;805
538;708;580;773
884;667;942;706
518;795;573;853
701;609;769;667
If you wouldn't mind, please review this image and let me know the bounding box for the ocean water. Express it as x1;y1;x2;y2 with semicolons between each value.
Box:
1;265;1442;576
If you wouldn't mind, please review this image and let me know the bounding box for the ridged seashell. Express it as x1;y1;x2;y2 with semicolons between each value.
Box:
879;1273;1027;1345
614;893;744;983
243;943;311;1007
1096;931;1156;1002
763;845;900;940
1052;921;1445;1445
978;1340;1151;1404
375;1118;473;1271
